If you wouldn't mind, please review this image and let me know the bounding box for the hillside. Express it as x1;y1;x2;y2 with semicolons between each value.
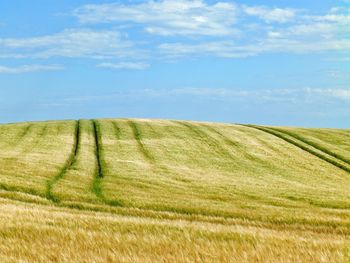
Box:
0;119;349;262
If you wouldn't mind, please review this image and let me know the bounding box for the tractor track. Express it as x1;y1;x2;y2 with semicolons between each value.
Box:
243;125;350;174
16;124;34;145
46;120;81;202
127;120;189;191
128;120;155;163
112;121;122;140
92;120;123;206
174;121;238;161
92;120;103;199
270;127;350;166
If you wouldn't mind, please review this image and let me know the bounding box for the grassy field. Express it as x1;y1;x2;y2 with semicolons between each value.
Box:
0;119;349;262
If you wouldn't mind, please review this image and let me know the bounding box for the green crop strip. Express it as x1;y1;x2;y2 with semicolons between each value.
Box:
46;120;81;202
128;120;155;163
92;119;123;207
201;124;239;148
112;121;121;140
270;127;350;166
15;124;33;146
92;120;103;198
245;125;350;174
176;121;235;160
30;125;48;145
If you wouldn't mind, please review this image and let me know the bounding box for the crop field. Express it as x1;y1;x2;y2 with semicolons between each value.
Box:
0;119;349;262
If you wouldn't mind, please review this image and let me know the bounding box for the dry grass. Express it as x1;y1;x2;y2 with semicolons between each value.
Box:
0;118;349;262
1;198;349;263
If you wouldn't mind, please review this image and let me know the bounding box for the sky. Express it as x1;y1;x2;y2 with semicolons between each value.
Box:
0;0;349;127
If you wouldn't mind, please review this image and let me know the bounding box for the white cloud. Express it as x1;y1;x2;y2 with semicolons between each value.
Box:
0;2;348;62
328;70;350;81
159;37;350;58
174;87;350;102
286;23;334;36
97;62;150;70
170;87;250;97
243;6;296;23
73;0;238;36
49;87;350;108
0;64;63;74
312;13;350;24
151;3;349;59
0;29;136;59
159;41;259;58
306;88;350;101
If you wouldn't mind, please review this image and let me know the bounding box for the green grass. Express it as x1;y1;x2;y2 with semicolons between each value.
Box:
0;118;349;262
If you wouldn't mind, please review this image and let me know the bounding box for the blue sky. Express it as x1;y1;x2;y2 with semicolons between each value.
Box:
0;0;349;127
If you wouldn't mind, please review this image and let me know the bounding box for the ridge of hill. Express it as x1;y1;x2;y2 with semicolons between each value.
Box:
0;119;349;262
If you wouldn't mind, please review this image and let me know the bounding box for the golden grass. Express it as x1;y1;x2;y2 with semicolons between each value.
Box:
1;198;349;263
0;118;349;262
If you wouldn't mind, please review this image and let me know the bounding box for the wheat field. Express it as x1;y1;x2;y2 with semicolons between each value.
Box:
0;118;349;262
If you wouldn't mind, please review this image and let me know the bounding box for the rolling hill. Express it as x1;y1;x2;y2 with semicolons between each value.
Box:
0;119;349;262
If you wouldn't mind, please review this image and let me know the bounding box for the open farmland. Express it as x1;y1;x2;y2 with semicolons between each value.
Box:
0;119;350;262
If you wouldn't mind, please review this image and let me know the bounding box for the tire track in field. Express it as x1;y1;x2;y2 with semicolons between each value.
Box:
19;124;33;138
270;127;350;166
128;120;155;163
244;125;350;174
112;121;122;140
129;121;178;169
0;124;34;153
200;124;270;165
92;120;123;206
22;125;48;154
128;120;169;179
92;120;104;199
174;122;293;207
46;120;81;202
174;121;236;160
13;124;33;147
127;120;190;191
200;124;239;148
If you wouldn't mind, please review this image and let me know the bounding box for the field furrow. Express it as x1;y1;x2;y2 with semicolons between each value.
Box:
46;120;81;202
53;120;100;204
246;125;350;174
271;127;350;165
92;120;104;199
0;121;76;197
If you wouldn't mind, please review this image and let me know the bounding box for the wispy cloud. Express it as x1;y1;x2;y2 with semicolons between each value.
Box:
159;38;350;58
0;64;63;74
328;70;350;81
0;29;137;59
159;41;259;58
73;0;238;37
72;1;349;59
305;88;350;101
1;1;349;63
242;6;296;23
97;62;150;70
47;87;350;107
163;87;350;103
